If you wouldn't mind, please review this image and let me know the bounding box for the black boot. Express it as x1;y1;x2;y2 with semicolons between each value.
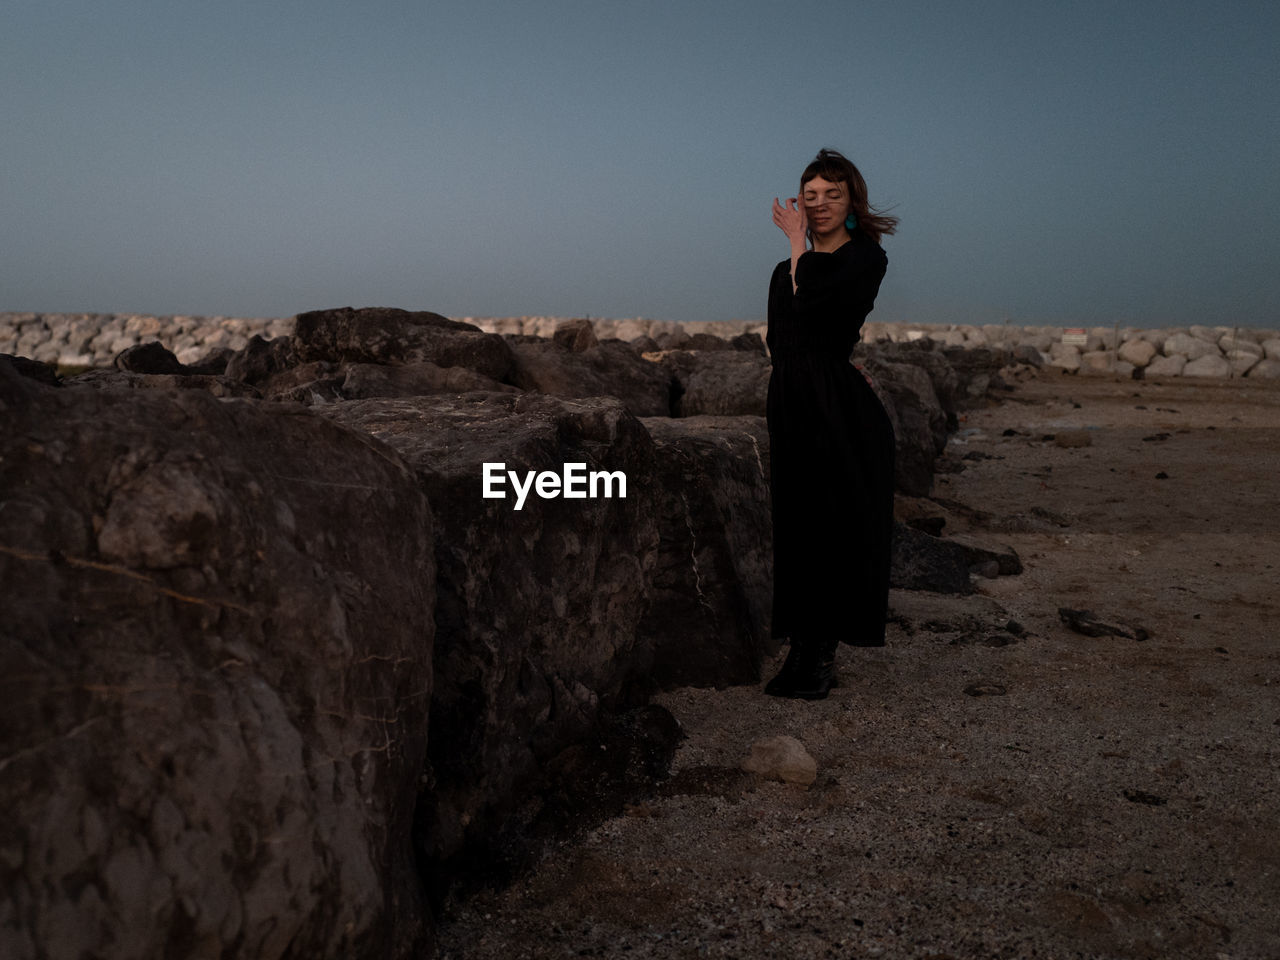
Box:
791;636;838;700
764;637;838;700
763;640;806;697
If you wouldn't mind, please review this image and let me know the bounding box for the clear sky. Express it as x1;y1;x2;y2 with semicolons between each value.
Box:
4;0;1278;328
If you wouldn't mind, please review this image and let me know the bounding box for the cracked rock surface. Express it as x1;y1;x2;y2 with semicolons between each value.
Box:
0;363;434;960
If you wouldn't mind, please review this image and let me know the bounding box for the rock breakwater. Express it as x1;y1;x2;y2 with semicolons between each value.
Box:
0;303;1176;958
4;311;1279;379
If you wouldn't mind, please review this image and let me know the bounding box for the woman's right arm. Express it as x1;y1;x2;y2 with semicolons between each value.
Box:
772;197;808;294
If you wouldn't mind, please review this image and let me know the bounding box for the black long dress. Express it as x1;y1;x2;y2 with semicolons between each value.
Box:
766;231;896;647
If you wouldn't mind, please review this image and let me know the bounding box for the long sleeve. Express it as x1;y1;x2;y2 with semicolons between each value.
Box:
768;235;887;358
792;242;886;332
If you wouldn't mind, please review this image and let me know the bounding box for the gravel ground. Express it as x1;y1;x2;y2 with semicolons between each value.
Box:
434;369;1280;960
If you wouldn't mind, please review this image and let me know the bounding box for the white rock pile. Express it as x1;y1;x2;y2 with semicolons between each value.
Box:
464;317;1280;380
3;312;1278;379
0;312;293;369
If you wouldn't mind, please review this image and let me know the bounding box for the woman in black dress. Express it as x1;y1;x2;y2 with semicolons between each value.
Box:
764;148;898;700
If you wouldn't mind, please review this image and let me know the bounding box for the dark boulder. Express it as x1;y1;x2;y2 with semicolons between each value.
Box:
293;306;514;381
860;340;960;427
186;345;237;375
654;329;692;351
0;362;435;959
638;416;776;687
340;361;517;399
1011;343;1044;367
550;318;598;352
859;357;948;497
114;340;186;375
316;393;663;889
65;367;262;399
658;350;771;417
940;345;1012;408
629;335;661;354
252;360;346;403
730;331;768;355
505;338;672;417
890;521;1021;593
224;333;300;385
684;332;731;351
0;353;59;386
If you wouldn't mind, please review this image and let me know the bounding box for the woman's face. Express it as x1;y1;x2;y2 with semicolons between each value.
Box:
802;176;850;236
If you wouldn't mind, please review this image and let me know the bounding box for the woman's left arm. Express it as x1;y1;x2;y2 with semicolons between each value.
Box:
792;245;885;325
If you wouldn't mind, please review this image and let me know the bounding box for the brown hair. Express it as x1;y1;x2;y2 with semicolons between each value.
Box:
800;148;898;243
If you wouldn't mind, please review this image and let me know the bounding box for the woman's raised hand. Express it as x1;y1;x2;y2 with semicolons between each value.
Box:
772;196;807;245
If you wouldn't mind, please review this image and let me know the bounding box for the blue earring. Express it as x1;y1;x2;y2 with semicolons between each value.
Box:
845;213;858;230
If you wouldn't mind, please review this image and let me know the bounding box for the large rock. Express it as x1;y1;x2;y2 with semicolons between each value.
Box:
293;307;514;381
1079;351;1135;378
1047;343;1081;372
656;349;771;417
1145;354;1187;377
890;522;1020;594
550;318;598;352
1189;324;1229;342
638;416;775;687
341;361;516;399
1163;332;1219;361
730;332;767;354
1225;349;1260;376
506;337;672;416
1218;333;1261;355
225;333;300;384
114;340;186;374
0;361;434;959
1011;343;1045;367
940;347;1011;405
1135;328;1172;348
225;311;519;403
930;330;967;348
1246;358;1280;379
316;393;663;885
0;353;60;386
860;340;961;423
684;332;732;351
1182;353;1232;378
860;357;948;497
66;367;263;399
1117;338;1157;367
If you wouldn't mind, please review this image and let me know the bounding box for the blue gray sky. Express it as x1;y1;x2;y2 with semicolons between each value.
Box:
4;1;1278;328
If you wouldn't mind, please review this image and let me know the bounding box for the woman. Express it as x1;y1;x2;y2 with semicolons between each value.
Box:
764;148;898;700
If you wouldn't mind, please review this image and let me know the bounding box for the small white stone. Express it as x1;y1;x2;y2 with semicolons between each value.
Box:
742;735;817;786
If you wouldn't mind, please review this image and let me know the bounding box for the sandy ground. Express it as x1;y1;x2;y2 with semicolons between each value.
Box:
434;369;1280;960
